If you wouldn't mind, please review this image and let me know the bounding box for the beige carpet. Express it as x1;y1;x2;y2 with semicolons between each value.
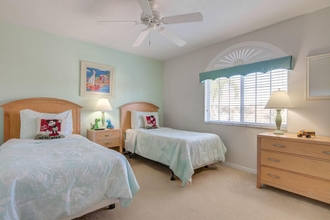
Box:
76;155;330;220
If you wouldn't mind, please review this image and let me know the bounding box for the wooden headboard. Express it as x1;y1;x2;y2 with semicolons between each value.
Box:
1;97;82;142
119;102;159;147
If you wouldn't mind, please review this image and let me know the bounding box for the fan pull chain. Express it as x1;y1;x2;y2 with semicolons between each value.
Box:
149;32;151;45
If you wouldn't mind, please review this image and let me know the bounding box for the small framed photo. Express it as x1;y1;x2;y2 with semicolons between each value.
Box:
80;61;115;97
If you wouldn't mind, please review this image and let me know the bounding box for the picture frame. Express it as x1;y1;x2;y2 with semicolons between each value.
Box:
80;61;115;97
306;53;330;100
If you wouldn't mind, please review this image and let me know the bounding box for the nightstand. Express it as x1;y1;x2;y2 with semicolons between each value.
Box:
87;129;122;154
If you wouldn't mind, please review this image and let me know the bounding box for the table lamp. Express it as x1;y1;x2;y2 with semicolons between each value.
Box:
264;89;294;135
94;97;113;127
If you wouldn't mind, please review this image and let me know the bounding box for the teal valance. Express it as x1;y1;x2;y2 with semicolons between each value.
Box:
199;56;294;83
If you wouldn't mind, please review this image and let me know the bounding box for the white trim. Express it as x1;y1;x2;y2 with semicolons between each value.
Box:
204;121;288;130
222;161;257;174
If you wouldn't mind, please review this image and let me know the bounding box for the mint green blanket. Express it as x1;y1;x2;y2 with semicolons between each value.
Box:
126;128;227;186
0;135;139;220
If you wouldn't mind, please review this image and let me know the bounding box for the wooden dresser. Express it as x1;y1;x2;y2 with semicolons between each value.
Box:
257;132;330;204
87;129;122;154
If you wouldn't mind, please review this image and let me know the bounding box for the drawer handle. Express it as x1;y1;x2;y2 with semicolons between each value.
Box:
267;174;280;179
105;142;112;145
272;144;286;148
267;158;280;162
105;134;112;137
322;151;330;155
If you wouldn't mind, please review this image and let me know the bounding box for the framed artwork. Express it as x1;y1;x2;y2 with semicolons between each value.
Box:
80;61;115;97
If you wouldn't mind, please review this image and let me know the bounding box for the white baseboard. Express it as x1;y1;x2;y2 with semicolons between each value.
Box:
221;161;257;174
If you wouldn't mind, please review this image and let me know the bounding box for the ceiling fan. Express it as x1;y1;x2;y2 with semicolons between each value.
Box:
97;0;203;47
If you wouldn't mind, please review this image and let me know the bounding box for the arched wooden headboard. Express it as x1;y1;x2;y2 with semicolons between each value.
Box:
119;102;159;148
1;97;82;142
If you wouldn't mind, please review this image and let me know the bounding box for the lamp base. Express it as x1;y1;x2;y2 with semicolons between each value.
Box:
273;130;284;135
273;109;284;135
101;112;105;128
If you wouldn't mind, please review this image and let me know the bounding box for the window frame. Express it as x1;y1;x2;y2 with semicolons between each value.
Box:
204;70;289;129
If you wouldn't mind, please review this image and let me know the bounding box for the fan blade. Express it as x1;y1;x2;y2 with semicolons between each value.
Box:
133;28;149;47
97;21;140;25
138;0;153;17
158;28;186;47
162;12;203;24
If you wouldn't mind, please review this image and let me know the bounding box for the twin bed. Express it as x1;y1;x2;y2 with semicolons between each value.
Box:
0;98;139;220
120;102;227;187
0;98;227;219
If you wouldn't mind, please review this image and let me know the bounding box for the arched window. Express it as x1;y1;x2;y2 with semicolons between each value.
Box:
200;41;294;128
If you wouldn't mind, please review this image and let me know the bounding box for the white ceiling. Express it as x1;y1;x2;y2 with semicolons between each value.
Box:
1;0;330;61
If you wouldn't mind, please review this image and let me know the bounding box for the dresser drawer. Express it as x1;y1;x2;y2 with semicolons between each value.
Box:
261;166;330;202
95;130;120;140
97;139;120;148
261;138;330;160
261;150;330;179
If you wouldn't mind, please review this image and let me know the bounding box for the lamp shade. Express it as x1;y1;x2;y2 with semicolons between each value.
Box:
94;98;113;111
265;89;294;109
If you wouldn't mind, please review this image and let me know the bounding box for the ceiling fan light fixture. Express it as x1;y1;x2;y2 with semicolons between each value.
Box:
99;0;203;47
149;23;157;30
140;10;162;26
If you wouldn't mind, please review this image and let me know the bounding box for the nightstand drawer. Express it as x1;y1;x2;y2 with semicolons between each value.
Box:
261;138;330;160
261;150;330;179
95;130;120;140
97;139;120;148
87;129;122;153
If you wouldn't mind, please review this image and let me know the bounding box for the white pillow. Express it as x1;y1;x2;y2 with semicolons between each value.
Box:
20;109;73;139
131;110;159;129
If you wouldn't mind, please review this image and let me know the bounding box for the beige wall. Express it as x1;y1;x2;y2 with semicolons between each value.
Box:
163;7;330;173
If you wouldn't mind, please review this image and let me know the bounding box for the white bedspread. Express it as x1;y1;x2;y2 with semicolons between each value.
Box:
125;127;227;186
0;135;139;220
